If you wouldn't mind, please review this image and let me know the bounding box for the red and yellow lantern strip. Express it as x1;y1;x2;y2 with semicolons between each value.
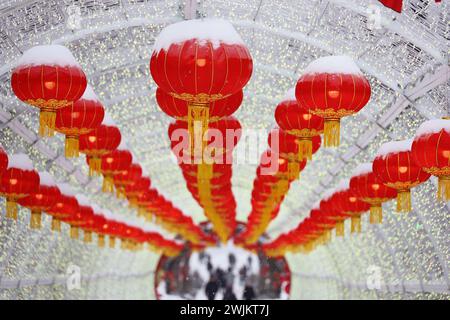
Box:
150;19;252;155
412;119;450;201
168;116;242;243
79;118;122;176
17;172;60;229
296;55;371;147
11;45;87;137
275;88;324;161
373;139;430;213
349;163;398;224
0;154;40;219
55;85;105;158
46;183;80;232
113;163;143;199
97;148;133;193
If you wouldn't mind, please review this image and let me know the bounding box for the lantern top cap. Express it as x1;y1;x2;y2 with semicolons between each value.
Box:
416;118;450;137
376;139;413;158
16;45;81;68
153;18;246;53
351;163;373;177
303;55;362;76
282;88;296;102
8;153;34;170
75;194;90;207
80;84;99;102
38;171;56;187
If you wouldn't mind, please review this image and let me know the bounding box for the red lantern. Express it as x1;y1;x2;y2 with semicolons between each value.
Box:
333;188;370;233
373;140;430;212
0;147;7;173
113;163;142;198
55;85;104;158
275;89;324;160
151;19;252;156
412;119;450;201
11;45;87;137
18;172;60;229
0;154;40;220
79;120;121;176
296;56;371;147
125;176;151;207
64;194;94;239
46;184;79;232
97;148;132;193
349;163;397;224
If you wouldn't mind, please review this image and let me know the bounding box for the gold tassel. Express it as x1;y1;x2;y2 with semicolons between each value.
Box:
323;118;340;147
6;199;18;220
188;102;209;156
116;187;126;199
137;206;147;217
30;211;42;229
102;175;115;193
351;216;361;234
39;109;56;137
369;204;383;224
287;161;300;181
297;138;313;161
396;190;411;213
128;197;138;208
98;234;105;248
324;230;331;243
335;221;344;237
84;231;92;243
65;136;79;158
109;236;116;248
437;176;450;201
88;157;102;177
70;226;79;239
51;218;61;232
198;162;213;181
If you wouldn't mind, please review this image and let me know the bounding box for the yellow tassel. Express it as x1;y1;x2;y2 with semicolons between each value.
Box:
51;218;61;232
437;176;450;201
30;211;42;229
116;187;126;199
323;118;340;147
121;239;128;250
297;138;313;161
396;190;411;213
102;175;115;193
84;231;92;243
128;197;138;208
70;226;79;239
324;230;331;243
198;162;213;181
6;199;18;220
287;161;300;181
137;206;147;217
109;236;116;248
98;234;105;248
88;157;102;177
188;102;209;157
39;109;56;137
351;216;361;233
335;221;344;237
369;205;383;224
65;136;79;158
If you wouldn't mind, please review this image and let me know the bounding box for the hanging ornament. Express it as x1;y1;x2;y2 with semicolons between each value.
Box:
373;139;430;213
124;176;151;208
18;172;60;229
113;163;142;199
275;88;324;160
0;154;40;220
98;147;132;193
349;163;397;224
64;194;94;239
79;115;121;176
333;188;370;234
55;85;104;158
150;19;252;156
46;183;79;232
11;45;87;137
412;119;450;201
296;56;371;147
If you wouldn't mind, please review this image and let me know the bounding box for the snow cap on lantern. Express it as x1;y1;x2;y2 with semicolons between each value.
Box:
412;118;450;201
0;153;40;220
11;45;87;137
296;55;371;147
373;139;430;213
